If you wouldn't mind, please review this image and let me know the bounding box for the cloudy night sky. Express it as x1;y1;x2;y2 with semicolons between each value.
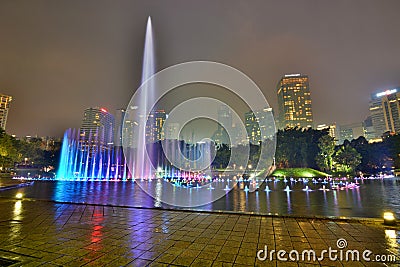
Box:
1;0;400;137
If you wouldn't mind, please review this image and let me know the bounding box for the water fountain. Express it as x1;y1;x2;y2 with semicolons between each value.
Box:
319;185;330;191
57;17;158;181
264;185;271;192
57;128;128;180
302;185;312;192
283;185;292;192
56;17;213;183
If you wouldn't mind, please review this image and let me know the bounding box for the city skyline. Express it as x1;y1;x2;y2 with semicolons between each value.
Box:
1;1;400;137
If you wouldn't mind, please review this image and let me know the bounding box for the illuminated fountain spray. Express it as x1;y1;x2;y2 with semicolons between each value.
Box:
57;128;128;180
131;16;156;179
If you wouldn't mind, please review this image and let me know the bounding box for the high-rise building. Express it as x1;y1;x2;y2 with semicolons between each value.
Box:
164;122;180;140
0;94;12;130
369;88;400;137
114;108;126;146
80;107;114;145
277;74;313;129
338;122;365;144
146;109;167;143
362;116;376;141
316;124;338;143
245;107;275;144
213;105;232;145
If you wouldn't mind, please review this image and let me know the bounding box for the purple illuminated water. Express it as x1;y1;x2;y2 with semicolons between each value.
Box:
4;177;400;219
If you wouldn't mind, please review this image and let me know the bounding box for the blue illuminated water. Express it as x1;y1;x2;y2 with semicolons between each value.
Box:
57;128;128;180
57;17;157;180
3;177;400;219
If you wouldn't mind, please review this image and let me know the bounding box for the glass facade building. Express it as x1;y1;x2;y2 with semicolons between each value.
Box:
277;74;313;129
0;94;12;130
146;109;167;143
245;107;275;144
369;88;400;137
80;107;115;145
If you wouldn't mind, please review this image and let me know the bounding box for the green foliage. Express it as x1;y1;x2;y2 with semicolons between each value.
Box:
212;127;400;177
315;135;335;172
345;136;395;174
272;168;329;178
333;144;362;174
0;128;18;170
275;127;327;169
212;144;231;169
0;129;61;172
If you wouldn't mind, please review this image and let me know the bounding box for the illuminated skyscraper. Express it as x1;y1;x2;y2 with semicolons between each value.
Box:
114;108;126;146
164;122;180;140
146;109;167;143
277;74;313;129
214;105;232;145
316;123;338;143
338;122;365;144
369;88;400;137
0;94;12;130
245;107;275;144
80;107;114;145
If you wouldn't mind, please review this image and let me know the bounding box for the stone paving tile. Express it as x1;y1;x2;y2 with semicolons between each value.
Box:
0;198;398;266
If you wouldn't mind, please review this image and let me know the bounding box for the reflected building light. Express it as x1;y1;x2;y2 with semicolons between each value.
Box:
14;200;22;217
154;179;162;208
10;200;22;242
286;189;291;213
332;190;338;206
384;229;398;249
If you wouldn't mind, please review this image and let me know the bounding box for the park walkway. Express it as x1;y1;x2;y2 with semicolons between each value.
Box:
0;197;398;266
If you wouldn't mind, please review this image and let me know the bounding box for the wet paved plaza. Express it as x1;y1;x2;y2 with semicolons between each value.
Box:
0;198;399;266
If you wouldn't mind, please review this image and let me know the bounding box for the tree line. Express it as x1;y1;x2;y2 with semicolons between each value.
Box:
0;126;397;177
214;128;399;176
0;128;61;173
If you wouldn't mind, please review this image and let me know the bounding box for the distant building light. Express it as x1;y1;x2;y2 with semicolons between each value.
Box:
100;108;108;113
284;74;301;77
376;89;397;98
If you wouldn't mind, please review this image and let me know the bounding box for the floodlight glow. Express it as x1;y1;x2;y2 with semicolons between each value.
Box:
383;211;396;226
15;193;23;199
376;89;397;98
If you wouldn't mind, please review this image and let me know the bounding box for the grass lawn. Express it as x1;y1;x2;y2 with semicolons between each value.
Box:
270;168;330;178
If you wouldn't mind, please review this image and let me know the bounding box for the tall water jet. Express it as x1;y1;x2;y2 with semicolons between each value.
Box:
131;16;156;179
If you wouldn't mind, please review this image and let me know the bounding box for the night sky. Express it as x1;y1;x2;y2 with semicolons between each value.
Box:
1;0;400;137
